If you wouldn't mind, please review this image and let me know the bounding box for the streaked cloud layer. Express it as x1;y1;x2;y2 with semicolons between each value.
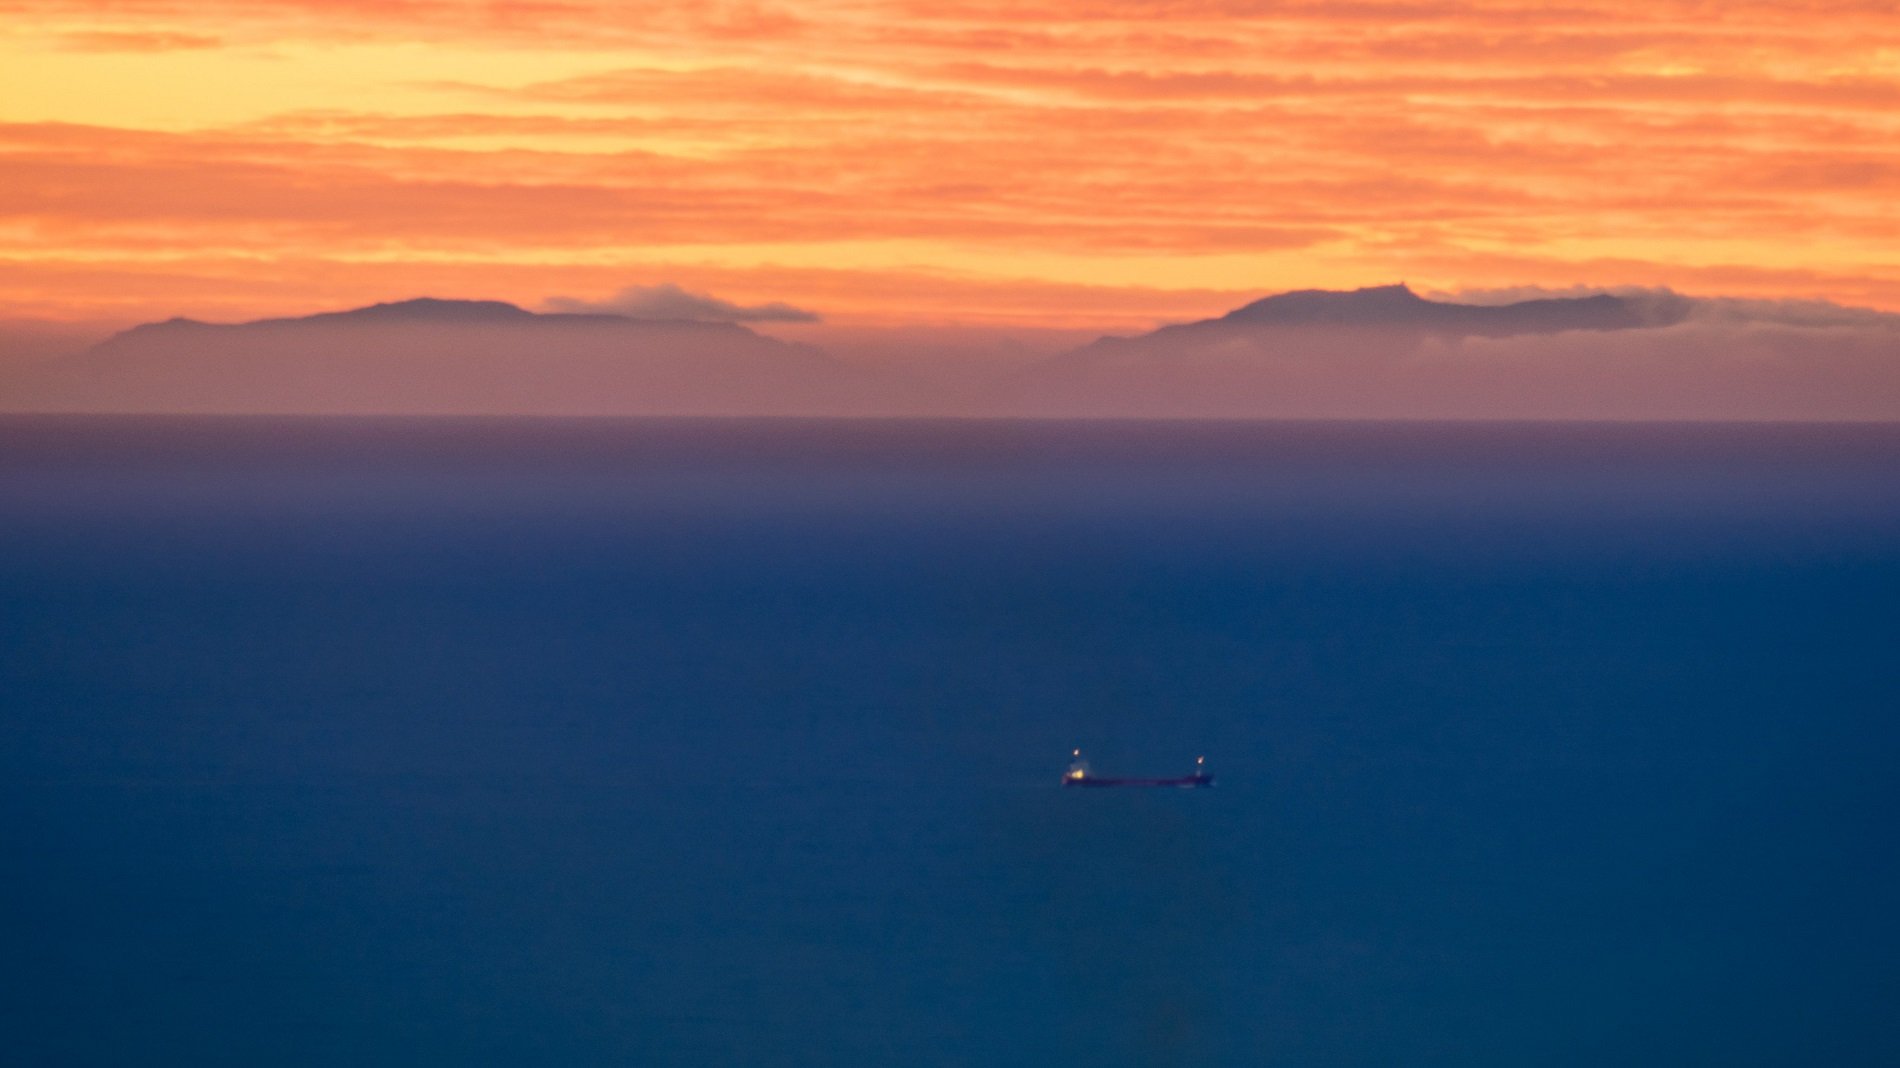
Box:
4;1;1898;325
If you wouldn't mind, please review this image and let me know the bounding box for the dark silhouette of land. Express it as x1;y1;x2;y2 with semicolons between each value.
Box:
2;287;1894;419
11;298;889;416
1215;283;1687;335
997;285;1892;419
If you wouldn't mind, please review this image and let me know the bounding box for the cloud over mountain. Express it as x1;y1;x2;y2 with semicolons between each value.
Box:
543;284;821;324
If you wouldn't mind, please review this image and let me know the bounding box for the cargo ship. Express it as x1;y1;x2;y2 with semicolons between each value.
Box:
1062;750;1213;788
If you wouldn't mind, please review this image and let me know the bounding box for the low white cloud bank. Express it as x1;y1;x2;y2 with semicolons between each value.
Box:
1430;284;1680;306
1436;285;1900;331
543;283;821;323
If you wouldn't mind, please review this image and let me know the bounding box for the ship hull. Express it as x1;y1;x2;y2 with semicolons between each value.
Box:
1064;773;1213;788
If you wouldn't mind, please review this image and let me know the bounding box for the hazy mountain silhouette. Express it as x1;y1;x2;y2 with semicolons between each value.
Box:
9;298;898;415
1136;283;1688;343
262;297;545;326
3;288;1893;419
994;284;1896;419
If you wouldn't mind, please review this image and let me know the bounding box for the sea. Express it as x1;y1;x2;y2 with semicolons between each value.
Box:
3;416;1897;1066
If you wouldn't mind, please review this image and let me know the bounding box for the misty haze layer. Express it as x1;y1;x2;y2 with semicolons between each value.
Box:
4;286;1897;419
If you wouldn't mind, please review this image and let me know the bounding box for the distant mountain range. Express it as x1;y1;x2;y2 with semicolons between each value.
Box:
1071;284;1692;359
993;284;1704;416
95;296;768;350
2;286;1891;419
14;298;887;415
1216;283;1688;334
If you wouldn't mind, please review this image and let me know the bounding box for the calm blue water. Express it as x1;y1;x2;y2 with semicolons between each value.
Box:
3;417;1898;1066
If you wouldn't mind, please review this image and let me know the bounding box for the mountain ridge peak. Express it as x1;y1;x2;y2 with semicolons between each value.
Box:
289;297;537;326
1204;283;1677;335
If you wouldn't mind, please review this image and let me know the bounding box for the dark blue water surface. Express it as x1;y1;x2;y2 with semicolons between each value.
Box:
3;417;1898;1066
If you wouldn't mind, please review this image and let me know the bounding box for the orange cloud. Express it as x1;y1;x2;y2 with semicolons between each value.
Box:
1;0;1897;325
57;30;221;51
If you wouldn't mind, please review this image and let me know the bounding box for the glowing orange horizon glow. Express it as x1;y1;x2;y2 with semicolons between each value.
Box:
4;1;1899;327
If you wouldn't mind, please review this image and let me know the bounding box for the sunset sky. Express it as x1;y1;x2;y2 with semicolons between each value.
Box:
4;1;1899;328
